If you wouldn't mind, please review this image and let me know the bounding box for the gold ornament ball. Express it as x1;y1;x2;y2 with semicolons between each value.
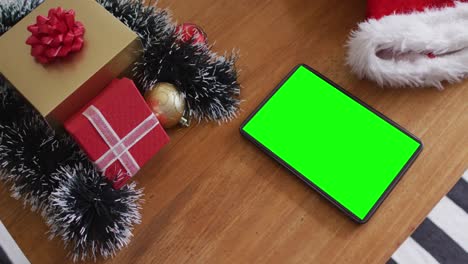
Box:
145;82;186;128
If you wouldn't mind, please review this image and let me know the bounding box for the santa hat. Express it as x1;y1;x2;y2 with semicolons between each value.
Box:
347;0;468;89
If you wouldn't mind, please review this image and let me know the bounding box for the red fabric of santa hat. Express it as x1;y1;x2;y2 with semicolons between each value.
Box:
347;0;468;89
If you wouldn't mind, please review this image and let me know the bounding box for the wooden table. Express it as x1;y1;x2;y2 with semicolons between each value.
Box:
1;0;467;263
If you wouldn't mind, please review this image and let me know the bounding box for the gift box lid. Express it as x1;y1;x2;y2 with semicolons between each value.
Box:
65;78;170;189
0;0;142;123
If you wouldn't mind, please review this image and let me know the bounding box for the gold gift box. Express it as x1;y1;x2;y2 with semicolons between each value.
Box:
0;0;142;125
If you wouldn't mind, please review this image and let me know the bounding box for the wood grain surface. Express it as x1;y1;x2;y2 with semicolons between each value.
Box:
1;0;467;263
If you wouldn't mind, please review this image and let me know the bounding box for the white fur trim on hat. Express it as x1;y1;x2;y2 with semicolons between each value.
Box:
346;2;468;89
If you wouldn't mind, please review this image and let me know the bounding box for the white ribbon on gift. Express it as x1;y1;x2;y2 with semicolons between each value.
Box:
83;105;159;177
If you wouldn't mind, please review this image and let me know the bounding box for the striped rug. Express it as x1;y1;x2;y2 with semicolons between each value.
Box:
0;221;30;264
388;170;468;264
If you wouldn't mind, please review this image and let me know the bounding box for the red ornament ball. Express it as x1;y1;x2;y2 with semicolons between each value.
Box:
26;7;85;64
175;23;207;46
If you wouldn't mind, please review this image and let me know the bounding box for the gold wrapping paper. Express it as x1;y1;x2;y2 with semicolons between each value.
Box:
0;0;143;124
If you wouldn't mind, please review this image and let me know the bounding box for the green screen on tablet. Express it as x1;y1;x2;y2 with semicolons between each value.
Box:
241;65;422;223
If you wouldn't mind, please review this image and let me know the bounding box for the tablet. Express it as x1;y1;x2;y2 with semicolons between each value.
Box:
240;64;423;223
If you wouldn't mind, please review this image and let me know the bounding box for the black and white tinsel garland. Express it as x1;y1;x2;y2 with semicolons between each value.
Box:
0;0;241;261
97;0;241;122
47;165;143;262
0;79;144;261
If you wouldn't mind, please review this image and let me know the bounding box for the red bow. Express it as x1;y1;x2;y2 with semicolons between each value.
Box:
26;7;85;64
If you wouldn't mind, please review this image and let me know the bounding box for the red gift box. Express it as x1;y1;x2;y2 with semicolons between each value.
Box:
65;78;169;189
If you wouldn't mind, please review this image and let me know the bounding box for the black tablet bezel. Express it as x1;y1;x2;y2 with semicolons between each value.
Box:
240;64;423;224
